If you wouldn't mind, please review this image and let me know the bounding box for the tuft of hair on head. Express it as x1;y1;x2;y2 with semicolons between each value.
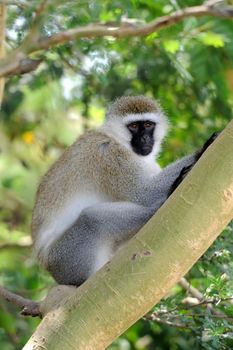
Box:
106;95;161;119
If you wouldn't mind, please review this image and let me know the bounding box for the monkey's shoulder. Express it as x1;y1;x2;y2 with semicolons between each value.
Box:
71;129;131;161
36;130;129;188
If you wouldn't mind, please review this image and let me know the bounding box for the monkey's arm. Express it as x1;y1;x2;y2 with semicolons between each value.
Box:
148;154;196;210
168;132;220;195
151;132;219;208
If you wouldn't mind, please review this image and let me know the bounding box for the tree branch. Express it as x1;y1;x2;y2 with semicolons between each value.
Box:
0;0;29;9
36;3;233;51
144;313;192;329
179;277;204;301
0;285;41;317
143;278;233;329
179;276;228;318
4;57;42;76
1;2;233;77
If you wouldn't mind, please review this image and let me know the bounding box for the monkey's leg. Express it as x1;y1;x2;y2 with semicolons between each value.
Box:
47;202;154;286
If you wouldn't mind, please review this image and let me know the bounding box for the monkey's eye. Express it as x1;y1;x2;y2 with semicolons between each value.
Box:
128;122;139;131
144;121;155;128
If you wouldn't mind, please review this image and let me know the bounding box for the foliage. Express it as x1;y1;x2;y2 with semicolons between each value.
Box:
0;0;233;349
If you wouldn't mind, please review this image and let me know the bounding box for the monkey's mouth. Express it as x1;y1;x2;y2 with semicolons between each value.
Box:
133;144;153;156
140;146;153;156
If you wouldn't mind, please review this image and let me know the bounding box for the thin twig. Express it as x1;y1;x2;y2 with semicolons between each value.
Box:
32;0;48;23
179;277;204;300
144;277;233;329
143;313;192;329
184;312;233;322
144;308;233;329
179;277;228;318
21;0;49;51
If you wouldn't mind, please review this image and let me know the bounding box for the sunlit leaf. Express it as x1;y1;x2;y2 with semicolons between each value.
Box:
199;32;225;48
163;39;180;53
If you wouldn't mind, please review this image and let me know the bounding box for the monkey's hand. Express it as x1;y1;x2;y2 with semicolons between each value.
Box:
168;163;194;197
168;132;220;197
196;132;220;161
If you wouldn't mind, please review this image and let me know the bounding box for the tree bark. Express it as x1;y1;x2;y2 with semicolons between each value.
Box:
23;120;233;350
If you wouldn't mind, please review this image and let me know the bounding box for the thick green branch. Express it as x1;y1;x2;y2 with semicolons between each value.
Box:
23;121;233;350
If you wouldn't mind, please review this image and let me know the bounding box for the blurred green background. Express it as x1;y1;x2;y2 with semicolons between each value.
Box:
0;0;233;349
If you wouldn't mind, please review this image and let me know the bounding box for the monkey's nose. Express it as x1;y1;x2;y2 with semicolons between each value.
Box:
141;135;150;143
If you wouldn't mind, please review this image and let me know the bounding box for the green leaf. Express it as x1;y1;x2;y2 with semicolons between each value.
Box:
145;32;158;43
163;39;180;53
199;32;225;48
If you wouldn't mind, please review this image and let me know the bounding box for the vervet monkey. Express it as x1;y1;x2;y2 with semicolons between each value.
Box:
32;96;217;286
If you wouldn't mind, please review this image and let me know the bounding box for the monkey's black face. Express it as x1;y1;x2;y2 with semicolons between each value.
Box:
127;120;155;156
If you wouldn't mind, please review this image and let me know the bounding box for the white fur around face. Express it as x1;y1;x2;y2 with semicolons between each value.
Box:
122;112;166;124
101;111;169;161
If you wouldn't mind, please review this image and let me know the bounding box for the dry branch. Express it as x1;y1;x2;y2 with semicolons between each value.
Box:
179;277;204;300
1;2;233;77
36;4;233;51
179;276;228;318
4;57;42;75
0;0;29;9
